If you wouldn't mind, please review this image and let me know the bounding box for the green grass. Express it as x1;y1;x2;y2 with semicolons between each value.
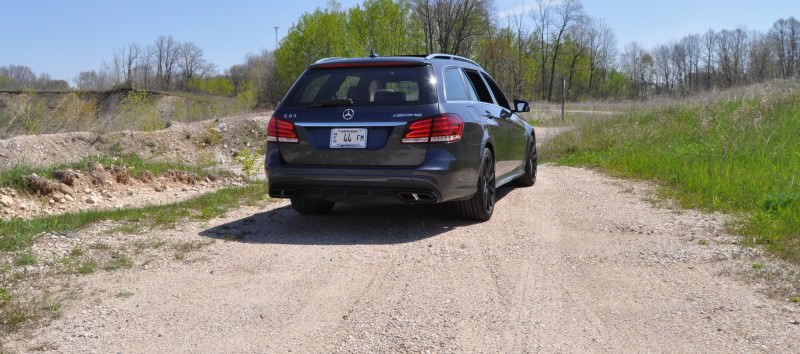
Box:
0;291;61;332
77;259;97;274
103;252;133;271
173;240;215;260
0;182;269;252
544;89;800;261
13;252;37;266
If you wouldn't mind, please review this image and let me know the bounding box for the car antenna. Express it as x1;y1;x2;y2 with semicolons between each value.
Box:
369;49;379;58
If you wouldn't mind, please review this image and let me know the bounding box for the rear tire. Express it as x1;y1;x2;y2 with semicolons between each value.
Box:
516;139;537;187
454;148;496;221
290;197;335;215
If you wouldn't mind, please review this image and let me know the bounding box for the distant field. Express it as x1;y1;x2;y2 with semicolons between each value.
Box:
543;81;800;261
0;89;253;138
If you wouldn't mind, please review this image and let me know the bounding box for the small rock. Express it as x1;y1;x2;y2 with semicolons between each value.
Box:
0;195;13;207
59;183;75;196
64;194;75;202
84;188;92;194
85;196;101;204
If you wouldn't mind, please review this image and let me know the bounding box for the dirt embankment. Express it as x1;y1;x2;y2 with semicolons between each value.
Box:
0;113;268;219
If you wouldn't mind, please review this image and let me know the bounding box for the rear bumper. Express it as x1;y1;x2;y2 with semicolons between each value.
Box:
265;146;478;204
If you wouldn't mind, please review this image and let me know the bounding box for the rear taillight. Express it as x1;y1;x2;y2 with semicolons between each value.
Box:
266;116;299;143
401;114;463;144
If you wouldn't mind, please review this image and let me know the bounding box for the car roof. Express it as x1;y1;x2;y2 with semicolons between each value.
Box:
309;53;482;70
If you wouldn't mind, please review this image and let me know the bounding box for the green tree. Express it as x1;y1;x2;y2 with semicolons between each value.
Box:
274;7;351;94
348;0;423;55
0;75;17;90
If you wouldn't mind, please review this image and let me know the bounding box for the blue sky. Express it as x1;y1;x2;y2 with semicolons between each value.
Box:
0;0;796;83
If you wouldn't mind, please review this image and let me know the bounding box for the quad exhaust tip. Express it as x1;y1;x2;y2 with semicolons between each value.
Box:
398;192;436;203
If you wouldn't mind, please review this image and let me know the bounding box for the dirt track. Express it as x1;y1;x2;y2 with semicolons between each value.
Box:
6;162;798;352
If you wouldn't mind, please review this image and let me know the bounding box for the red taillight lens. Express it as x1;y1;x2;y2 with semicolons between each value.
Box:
266;116;298;143
401;114;463;144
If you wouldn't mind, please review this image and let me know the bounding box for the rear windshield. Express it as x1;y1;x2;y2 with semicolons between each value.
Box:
283;65;437;107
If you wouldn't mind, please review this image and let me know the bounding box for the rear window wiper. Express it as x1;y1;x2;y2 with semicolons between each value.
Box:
305;98;353;108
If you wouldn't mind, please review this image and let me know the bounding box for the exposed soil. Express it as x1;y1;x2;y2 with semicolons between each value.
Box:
0;113;268;220
1;126;797;353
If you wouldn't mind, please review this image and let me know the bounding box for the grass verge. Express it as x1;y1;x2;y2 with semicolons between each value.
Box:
543;88;800;261
0;182;268;252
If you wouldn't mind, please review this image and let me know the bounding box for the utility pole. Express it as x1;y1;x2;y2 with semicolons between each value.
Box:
561;76;566;123
274;26;279;49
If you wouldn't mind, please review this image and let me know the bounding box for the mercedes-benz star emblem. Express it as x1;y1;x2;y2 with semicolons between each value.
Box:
342;108;355;120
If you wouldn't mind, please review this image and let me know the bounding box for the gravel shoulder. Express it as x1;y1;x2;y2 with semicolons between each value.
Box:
3;162;798;352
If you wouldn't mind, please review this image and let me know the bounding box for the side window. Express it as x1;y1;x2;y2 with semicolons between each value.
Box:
443;67;470;101
463;69;494;104
481;73;511;110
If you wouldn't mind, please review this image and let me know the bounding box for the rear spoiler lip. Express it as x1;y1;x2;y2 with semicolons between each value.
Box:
309;61;428;69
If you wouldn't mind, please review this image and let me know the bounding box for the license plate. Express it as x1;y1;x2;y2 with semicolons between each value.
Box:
330;128;367;149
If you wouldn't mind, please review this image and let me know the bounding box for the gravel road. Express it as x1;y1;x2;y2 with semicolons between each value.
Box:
4;130;798;352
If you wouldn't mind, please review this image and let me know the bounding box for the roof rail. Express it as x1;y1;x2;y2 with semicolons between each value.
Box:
424;53;479;66
313;57;342;64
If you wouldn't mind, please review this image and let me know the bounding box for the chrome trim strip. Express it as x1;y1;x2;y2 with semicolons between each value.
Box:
294;122;407;127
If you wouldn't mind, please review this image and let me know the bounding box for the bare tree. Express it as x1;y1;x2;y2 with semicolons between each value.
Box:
682;34;701;92
530;0;551;100
771;17;800;78
748;31;773;82
702;29;716;89
177;42;208;87
653;44;673;94
412;0;492;56
790;17;800;77
622;42;653;98
716;28;749;87
582;18;615;94
122;43;141;85
152;35;179;90
545;0;583;101
0;65;37;88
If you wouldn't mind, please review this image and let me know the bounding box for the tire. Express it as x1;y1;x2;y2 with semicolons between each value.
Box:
454;148;496;221
290;196;335;215
516;139;537;187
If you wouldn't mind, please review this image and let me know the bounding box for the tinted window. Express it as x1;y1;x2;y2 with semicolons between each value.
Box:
481;73;511;110
443;67;470;101
284;66;436;107
463;69;494;104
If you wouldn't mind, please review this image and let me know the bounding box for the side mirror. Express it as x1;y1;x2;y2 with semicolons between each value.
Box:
513;99;530;113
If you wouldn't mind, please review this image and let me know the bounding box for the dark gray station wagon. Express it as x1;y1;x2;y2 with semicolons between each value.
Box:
265;54;536;221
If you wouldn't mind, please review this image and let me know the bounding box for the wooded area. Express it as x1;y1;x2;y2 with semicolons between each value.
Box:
1;0;798;107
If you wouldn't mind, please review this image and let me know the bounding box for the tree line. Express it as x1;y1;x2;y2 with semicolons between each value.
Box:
73;35;217;92
2;0;798;106
624;17;800;98
0;65;70;91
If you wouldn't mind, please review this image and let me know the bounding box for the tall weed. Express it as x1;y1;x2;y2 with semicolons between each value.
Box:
545;87;800;260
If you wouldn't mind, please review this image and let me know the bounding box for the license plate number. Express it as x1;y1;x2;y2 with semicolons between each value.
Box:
330;128;367;149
